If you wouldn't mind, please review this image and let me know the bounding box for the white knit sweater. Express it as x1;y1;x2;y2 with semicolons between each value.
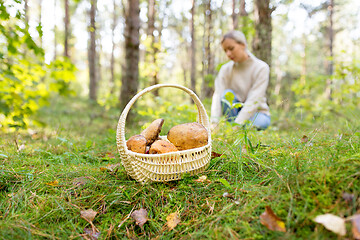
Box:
210;52;270;125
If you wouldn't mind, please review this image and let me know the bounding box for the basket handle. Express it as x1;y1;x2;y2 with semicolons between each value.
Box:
116;84;210;151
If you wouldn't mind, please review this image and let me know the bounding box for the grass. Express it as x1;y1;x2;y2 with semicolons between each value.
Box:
1;96;360;239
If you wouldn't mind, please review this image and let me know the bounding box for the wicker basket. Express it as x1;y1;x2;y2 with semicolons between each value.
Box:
116;84;212;184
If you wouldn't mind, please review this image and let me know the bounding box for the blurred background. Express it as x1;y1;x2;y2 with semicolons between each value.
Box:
1;0;359;131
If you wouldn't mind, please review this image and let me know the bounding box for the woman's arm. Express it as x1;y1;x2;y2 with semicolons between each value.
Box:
234;64;269;124
210;66;228;123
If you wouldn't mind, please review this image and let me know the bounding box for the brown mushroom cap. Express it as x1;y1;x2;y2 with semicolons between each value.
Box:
149;140;178;154
126;134;147;153
140;118;164;145
167;122;208;151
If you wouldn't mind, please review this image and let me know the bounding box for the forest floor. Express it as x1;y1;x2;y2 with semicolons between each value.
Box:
1;96;359;240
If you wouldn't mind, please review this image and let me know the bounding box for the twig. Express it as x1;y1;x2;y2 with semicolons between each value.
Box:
118;205;136;228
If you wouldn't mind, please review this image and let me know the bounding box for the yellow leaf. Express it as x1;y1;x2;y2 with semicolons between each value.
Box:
45;180;59;186
260;206;286;232
166;212;181;230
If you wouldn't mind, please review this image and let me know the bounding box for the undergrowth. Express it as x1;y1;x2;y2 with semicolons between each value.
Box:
0;96;359;239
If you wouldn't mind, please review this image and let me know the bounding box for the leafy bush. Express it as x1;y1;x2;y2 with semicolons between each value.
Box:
291;58;360;123
0;1;76;131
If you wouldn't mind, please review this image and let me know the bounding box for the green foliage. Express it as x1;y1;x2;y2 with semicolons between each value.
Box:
0;2;76;131
290;57;360;123
204;73;215;88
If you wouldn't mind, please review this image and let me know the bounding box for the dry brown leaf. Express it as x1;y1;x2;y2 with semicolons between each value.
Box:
73;177;88;187
342;192;355;204
100;163;120;172
81;209;98;223
45;180;59;186
166;212;181;230
260;206;286;232
82;227;100;240
211;151;223;158
314;213;346;236
301;135;309;143
350;214;360;239
131;208;148;227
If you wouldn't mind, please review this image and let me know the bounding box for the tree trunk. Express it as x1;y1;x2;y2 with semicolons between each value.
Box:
239;0;248;32
110;0;117;94
53;0;57;60
202;0;214;99
147;0;159;96
325;0;334;100
64;0;70;58
147;0;155;36
120;0;140;113
232;0;238;30
252;0;272;67
88;0;97;101
253;0;273;103
190;0;196;93
240;0;247;16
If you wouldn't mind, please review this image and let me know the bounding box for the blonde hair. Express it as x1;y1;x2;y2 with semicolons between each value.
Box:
221;30;247;48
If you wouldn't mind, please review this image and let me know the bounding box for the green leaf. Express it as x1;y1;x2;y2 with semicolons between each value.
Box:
218;178;231;188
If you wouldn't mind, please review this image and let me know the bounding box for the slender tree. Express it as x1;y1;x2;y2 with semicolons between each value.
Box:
53;0;57;60
120;0;140;113
147;0;159;95
325;0;334;99
88;0;97;101
202;0;214;99
252;0;273;67
252;0;273;102
232;0;238;30
190;0;196;93
64;0;70;58
110;0;118;94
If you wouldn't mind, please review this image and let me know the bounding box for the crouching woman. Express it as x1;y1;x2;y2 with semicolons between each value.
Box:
210;30;271;130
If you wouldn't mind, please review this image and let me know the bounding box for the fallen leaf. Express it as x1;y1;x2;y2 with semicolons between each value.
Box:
342;192;355;204
218;178;231;188
301;135;309;143
100;164;120;172
81;209;98;223
131;208;148;227
73;177;88;187
350;214;360;239
222;192;235;200
314;213;346;236
260;206;286;232
166;212;181;230
211;151;223;158
194;175;210;183
45;180;59;186
82;227;100;240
